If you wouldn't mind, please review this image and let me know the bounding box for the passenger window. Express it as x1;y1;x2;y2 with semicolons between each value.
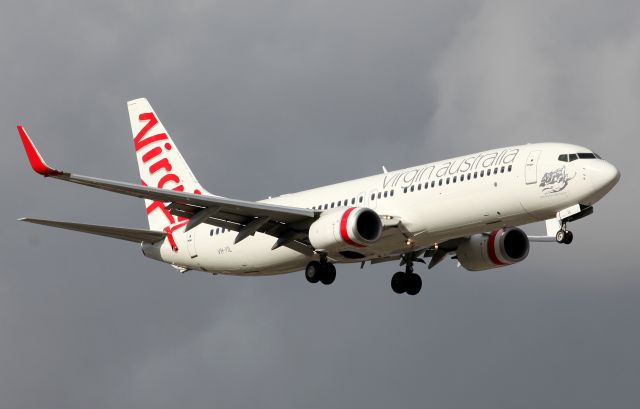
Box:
403;187;408;193
494;167;498;174
439;179;443;186
417;184;421;191
480;170;484;177
371;194;375;200
377;192;382;199
487;169;491;176
474;172;478;178
210;229;213;236
351;198;356;205
501;166;505;173
410;185;414;192
337;200;341;206
558;154;568;162
384;191;388;198
216;228;220;234
331;202;335;208
446;177;450;184
508;165;512;172
453;176;457;183
390;190;394;197
431;180;435;188
359;196;363;203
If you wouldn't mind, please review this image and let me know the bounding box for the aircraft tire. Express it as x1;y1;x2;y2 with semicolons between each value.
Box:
320;263;336;285
305;261;322;283
405;273;422;296
564;230;573;245
391;272;406;294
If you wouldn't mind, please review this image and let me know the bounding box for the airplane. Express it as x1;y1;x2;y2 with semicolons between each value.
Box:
17;98;621;295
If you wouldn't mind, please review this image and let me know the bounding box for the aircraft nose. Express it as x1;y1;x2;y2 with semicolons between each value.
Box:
591;161;621;194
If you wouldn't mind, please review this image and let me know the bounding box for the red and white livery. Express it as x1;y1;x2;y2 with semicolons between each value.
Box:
17;98;620;295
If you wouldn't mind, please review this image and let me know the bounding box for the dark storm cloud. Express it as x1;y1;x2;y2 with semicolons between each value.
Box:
1;1;639;408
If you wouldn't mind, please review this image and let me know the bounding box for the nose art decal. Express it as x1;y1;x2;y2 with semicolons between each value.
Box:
539;166;576;193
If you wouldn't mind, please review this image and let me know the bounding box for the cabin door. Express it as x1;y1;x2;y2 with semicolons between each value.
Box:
525;150;542;184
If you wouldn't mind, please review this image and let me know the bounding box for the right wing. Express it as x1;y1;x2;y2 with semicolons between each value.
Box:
18;126;318;254
19;218;166;243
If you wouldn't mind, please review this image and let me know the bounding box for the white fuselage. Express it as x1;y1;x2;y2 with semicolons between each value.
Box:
143;142;619;275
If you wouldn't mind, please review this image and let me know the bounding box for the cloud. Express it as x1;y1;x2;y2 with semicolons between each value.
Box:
1;1;639;409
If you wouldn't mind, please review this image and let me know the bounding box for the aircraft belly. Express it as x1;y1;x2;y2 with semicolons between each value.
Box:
195;231;308;275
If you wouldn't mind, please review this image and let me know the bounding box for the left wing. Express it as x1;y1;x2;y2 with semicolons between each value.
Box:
18;126;318;254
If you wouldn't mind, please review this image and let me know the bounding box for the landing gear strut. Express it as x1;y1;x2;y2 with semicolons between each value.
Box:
555;223;574;245
391;255;423;295
305;260;336;285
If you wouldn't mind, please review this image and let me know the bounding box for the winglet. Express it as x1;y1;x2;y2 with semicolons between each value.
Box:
17;125;63;177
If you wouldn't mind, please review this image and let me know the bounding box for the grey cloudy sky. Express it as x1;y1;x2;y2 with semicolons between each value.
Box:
1;1;639;408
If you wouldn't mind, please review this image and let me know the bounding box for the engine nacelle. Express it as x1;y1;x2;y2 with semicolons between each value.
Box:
308;207;383;251
457;227;529;271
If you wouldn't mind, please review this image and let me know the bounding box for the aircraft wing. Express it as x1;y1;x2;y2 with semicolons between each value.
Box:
18;126;318;254
19;218;167;243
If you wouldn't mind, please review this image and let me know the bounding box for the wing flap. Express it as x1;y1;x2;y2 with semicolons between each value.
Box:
19;218;166;243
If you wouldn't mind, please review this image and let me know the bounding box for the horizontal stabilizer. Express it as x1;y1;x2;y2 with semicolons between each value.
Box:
19;218;166;243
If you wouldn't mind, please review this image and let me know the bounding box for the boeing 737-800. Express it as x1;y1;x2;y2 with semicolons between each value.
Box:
17;98;620;295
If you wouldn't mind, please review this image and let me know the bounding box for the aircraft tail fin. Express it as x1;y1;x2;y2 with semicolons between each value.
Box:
127;98;210;230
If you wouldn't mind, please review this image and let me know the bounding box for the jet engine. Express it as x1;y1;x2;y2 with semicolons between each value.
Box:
456;227;529;271
308;207;383;251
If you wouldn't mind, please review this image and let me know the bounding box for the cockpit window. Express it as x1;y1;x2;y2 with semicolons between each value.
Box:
560;152;601;161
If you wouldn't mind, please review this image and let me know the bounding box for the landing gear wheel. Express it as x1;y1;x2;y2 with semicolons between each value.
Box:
405;273;422;296
320;263;336;285
305;261;322;283
391;272;406;294
555;229;566;244
563;230;573;245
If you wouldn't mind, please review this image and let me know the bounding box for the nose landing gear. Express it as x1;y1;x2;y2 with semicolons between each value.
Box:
391;253;423;295
555;223;574;245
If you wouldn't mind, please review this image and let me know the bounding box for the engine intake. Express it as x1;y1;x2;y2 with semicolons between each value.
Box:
457;227;530;271
308;207;382;251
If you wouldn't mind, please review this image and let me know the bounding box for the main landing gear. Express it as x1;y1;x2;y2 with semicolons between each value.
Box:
555;223;574;245
305;260;336;285
391;255;423;296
